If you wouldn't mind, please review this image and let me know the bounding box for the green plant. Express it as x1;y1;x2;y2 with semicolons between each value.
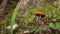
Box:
10;3;19;34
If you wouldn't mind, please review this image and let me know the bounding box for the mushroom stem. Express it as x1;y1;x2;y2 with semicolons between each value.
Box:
39;15;41;19
36;16;39;22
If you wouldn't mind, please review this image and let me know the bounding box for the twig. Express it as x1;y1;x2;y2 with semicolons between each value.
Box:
46;25;60;32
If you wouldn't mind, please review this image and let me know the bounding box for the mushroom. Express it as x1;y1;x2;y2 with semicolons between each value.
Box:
35;10;45;21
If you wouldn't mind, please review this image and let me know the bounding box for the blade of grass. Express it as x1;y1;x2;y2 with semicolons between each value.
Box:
10;3;19;34
56;22;60;28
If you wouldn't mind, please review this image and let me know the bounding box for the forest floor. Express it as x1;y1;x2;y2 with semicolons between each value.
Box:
0;0;60;34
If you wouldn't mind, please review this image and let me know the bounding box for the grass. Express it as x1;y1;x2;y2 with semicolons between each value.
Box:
0;1;60;34
10;3;19;34
10;2;60;34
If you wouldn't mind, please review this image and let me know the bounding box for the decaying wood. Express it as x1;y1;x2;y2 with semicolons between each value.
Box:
0;0;7;16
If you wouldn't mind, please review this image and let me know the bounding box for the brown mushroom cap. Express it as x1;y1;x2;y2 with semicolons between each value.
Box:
35;10;45;15
35;10;45;18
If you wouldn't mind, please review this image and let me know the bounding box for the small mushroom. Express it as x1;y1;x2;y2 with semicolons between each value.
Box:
35;10;45;18
35;10;45;21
